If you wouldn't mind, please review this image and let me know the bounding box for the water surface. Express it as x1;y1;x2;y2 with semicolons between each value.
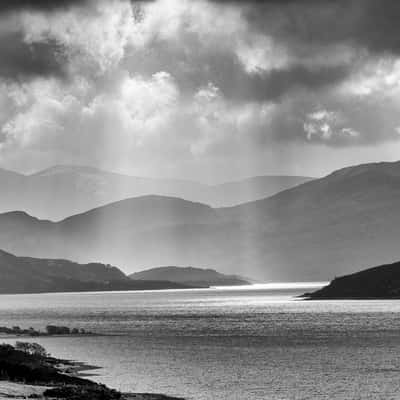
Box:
1;284;400;400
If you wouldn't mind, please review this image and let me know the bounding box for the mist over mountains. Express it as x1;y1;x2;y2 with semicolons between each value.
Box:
0;165;312;220
1;160;400;281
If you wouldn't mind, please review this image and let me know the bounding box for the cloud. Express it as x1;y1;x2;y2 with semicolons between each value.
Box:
0;71;182;169
121;0;356;104
303;110;360;144
0;0;89;14
1;0;400;180
238;0;400;57
0;70;275;174
0;31;66;80
19;0;137;74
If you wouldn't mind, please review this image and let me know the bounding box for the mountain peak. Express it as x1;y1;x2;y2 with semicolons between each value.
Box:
0;210;36;220
326;160;400;181
0;164;317;220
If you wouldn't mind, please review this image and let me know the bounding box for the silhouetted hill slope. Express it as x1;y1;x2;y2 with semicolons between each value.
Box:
2;160;400;280
60;195;218;233
0;165;312;220
217;160;400;279
304;261;400;299
129;266;250;286
0;249;195;294
0;197;223;273
209;175;312;207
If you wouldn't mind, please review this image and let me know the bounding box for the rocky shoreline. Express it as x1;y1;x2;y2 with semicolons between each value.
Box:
0;342;184;400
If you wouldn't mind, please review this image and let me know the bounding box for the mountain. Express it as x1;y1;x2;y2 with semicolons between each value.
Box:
0;249;196;294
0;165;207;221
208;175;312;207
304;260;400;299
217;160;400;280
129;266;250;287
0;165;312;220
0;196;222;271
1;160;400;281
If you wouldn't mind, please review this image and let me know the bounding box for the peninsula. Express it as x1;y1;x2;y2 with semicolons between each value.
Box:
304;260;400;299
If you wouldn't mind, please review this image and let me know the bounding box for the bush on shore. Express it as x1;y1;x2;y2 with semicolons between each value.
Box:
15;342;48;357
43;385;122;400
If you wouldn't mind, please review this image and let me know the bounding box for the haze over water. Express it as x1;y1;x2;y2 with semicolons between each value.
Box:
1;284;400;400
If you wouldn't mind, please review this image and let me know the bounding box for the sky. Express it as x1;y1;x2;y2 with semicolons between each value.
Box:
1;0;400;182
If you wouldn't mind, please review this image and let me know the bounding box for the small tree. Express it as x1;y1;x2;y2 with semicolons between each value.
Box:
15;341;30;353
46;325;71;335
46;325;57;335
15;341;48;357
29;342;48;357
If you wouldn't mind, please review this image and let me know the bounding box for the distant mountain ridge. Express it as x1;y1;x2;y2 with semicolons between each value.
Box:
0;165;312;220
129;266;250;286
2;160;400;280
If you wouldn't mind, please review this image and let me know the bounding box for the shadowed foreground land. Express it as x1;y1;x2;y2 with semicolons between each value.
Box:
0;343;183;400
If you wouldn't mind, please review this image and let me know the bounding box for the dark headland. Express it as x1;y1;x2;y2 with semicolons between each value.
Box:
0;342;184;400
0;249;199;295
129;266;251;287
304;260;400;299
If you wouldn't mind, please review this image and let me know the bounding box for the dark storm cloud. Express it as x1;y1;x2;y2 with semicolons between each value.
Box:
233;0;400;56
197;56;350;103
0;0;88;13
0;0;151;14
0;32;66;79
124;38;350;103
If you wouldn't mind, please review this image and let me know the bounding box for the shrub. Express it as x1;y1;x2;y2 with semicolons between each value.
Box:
46;325;70;335
15;342;48;357
0;343;14;355
43;385;121;400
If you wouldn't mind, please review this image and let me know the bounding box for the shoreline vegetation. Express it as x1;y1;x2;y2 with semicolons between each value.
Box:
0;325;93;338
0;342;184;400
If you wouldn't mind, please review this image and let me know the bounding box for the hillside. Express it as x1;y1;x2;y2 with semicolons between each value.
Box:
304;261;400;299
208;175;312;207
214;160;400;280
0;165;312;220
0;250;195;294
129;266;250;286
0;196;229;276
2;160;400;280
